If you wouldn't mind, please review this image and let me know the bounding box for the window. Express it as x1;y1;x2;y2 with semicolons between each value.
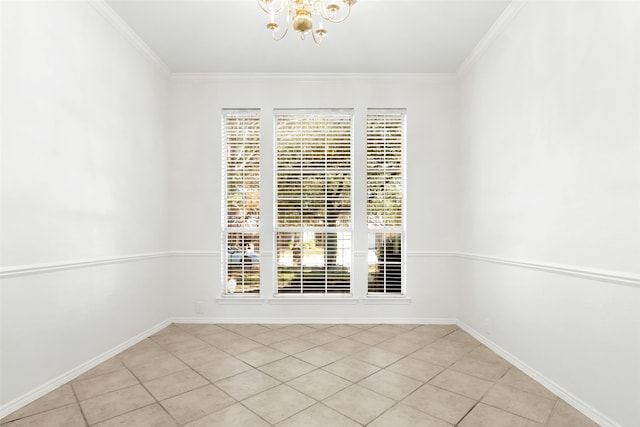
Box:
222;110;261;294
367;109;406;294
275;110;354;294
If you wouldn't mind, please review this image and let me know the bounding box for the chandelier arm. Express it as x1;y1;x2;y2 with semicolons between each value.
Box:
318;1;353;24
311;29;323;46
257;0;285;15
271;8;291;41
272;22;290;41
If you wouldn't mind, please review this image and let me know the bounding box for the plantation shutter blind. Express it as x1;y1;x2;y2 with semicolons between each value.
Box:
275;109;353;294
367;109;406;294
222;109;261;295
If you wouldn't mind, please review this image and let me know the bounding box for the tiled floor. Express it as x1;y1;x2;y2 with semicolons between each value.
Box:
1;323;600;426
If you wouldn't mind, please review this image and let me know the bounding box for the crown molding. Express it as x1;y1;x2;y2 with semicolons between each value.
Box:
88;0;171;76
456;0;528;76
170;72;457;81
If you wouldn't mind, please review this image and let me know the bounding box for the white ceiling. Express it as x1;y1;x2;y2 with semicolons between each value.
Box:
106;0;511;74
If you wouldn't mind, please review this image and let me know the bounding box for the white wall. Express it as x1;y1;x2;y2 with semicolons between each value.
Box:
457;2;640;426
166;75;461;321
0;1;169;410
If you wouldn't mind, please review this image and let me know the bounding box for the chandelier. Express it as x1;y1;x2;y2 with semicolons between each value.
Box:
257;0;357;46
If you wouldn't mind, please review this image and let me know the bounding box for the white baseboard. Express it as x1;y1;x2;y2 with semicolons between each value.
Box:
457;321;621;427
0;319;171;420
172;317;457;325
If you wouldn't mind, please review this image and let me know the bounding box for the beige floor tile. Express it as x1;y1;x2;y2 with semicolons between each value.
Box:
324;325;361;338
150;331;194;348
160;384;235;425
143;369;208;401
419;325;459;335
445;330;480;345
402;383;476;424
352;347;403;368
358;369;423;401
295;346;344;367
75;358;126;382
279;324;316;337
252;330;291;345
324;384;395;424
193;356;252;382
117;342;168;367
92;403;177;427
368;324;405;337
276;403;360;427
303;323;335;329
350;323;378;329
375;336;424;355
387;356;444;382
287;369;351;400
498;369;557;400
181;324;225;337
236;346;288;367
152;325;185;338
79;384;155;425
323;357;380;382
269;338;316;355
368;404;453;427
0;404;86;427
299;330;340;346
0;384;76;423
262;323;290;329
410;345;465;367
459;403;542;427
215;369;280;400
161;337;210;355
184;403;269;427
259;357;316;382
396;329;443;346
243;384;316;424
320;338;369;355
127;353;188;382
429;369;493;400
547;400;600;427
428;338;479;355
73;368;139;401
224;324;271;337
450;357;510;382
349;330;389;346
482;384;556;424
176;346;227;368
199;330;244;346
466;345;511;367
214;337;264;355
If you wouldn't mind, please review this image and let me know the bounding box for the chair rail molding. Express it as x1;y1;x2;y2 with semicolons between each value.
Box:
0;252;168;279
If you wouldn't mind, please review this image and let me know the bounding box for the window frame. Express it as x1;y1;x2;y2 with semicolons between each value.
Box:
221;109;262;297
366;108;407;296
272;108;355;297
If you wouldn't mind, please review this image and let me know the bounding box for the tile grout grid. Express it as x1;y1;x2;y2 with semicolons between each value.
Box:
1;323;600;426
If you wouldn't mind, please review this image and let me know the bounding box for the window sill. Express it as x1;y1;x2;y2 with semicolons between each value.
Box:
361;296;412;305
267;297;359;305
216;297;265;305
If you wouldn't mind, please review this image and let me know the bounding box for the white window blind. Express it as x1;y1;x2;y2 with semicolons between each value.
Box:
367;109;406;294
222;109;261;295
275;110;353;294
